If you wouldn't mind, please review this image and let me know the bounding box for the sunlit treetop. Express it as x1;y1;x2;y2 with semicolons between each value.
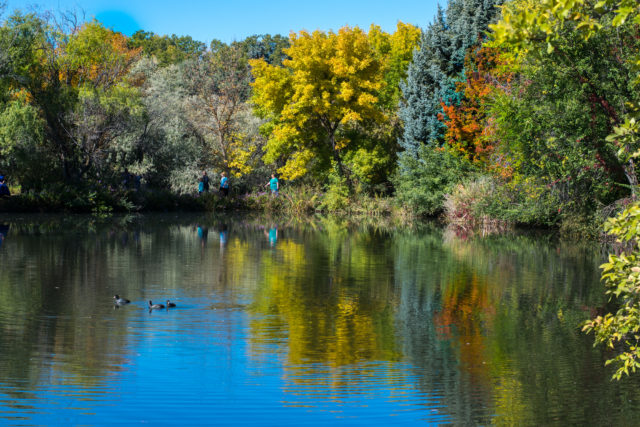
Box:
489;0;640;54
62;21;141;89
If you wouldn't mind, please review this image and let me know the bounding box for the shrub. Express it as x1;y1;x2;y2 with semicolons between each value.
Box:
395;146;474;217
472;177;561;227
444;177;493;224
242;185;322;215
319;163;350;212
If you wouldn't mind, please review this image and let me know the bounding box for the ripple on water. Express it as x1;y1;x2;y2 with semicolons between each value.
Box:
1;215;639;426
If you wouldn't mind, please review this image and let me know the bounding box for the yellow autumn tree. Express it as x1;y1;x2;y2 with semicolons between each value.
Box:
369;22;421;110
250;27;385;181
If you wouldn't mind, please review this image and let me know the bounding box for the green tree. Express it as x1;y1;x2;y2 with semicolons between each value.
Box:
488;0;640;212
0;14;143;188
399;0;504;154
234;33;290;66
395;0;503;214
127;30;206;66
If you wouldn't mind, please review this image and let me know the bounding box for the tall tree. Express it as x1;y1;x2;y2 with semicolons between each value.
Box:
234;34;290;66
250;27;385;181
399;0;504;154
0;14;141;187
183;44;255;177
127;30;206;66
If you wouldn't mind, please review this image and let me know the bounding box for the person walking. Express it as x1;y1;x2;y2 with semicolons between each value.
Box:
265;173;279;196
198;177;204;194
202;171;210;192
219;172;229;197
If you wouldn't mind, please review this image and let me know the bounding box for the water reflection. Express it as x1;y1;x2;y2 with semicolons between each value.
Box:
0;214;638;425
0;223;8;250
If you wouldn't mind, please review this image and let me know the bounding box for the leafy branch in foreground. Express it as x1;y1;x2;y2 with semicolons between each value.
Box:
583;202;640;379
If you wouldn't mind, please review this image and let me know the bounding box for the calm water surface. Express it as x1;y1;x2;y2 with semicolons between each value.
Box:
0;213;638;426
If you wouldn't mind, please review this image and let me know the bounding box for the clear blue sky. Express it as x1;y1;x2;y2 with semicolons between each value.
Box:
5;0;439;43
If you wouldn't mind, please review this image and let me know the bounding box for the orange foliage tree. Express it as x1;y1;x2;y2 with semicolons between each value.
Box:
439;47;513;166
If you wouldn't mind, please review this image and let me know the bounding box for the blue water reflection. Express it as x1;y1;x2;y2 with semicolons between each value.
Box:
0;214;638;425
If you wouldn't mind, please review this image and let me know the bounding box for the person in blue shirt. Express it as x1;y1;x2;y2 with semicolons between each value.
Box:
198;177;204;194
263;224;278;247
219;223;228;248
0;176;10;198
219;172;229;196
265;173;279;196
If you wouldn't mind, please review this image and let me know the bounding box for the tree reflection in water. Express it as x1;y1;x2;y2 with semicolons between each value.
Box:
0;214;639;425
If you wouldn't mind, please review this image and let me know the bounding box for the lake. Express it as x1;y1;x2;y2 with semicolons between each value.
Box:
0;213;638;426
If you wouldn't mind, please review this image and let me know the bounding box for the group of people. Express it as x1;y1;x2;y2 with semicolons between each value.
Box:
198;171;279;197
198;171;230;196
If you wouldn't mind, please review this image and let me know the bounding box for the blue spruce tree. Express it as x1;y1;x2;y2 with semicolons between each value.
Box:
395;0;504;214
399;0;503;152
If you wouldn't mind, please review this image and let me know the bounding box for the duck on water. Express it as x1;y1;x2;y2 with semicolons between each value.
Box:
148;300;165;309
114;295;130;305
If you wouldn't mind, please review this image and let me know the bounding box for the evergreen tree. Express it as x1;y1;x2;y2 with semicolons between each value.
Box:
399;0;503;153
399;6;450;154
396;0;503;214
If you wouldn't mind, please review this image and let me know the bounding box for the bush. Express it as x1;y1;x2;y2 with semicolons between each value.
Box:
472;177;561;227
321;166;350;212
242;185;321;215
0;183;132;213
444;177;492;224
395;146;474;217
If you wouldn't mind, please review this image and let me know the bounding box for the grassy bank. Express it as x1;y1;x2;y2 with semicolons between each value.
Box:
0;184;412;225
0;182;616;239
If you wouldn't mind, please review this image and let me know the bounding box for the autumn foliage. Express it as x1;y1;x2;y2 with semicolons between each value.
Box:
439;47;513;166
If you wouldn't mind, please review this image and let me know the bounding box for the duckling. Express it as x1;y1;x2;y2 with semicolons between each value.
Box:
114;295;130;305
148;300;165;309
166;300;176;308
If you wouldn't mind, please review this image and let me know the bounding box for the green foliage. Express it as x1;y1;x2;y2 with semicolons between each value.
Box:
489;0;640;55
321;165;351;212
182;44;258;177
233;34;290;66
369;22;421;111
583;201;640;380
0;183;131;213
443;176;494;224
127;30;206;65
0;14;143;189
395;146;474;217
470;177;562;227
242;185;322;215
399;0;504;154
487;6;639;218
0;96;56;190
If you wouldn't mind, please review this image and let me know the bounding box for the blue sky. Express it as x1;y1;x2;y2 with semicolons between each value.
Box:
5;0;440;43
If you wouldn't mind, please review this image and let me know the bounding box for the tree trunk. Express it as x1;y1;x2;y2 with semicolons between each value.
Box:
328;130;352;191
624;159;638;199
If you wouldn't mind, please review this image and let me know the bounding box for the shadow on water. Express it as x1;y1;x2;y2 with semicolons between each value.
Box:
0;213;638;425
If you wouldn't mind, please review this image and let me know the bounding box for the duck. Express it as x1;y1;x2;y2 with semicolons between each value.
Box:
166;300;176;308
113;295;130;305
148;300;165;309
